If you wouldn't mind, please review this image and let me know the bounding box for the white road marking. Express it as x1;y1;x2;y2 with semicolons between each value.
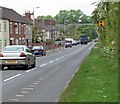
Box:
10;99;18;101
33;82;39;85
23;88;34;90
21;91;28;94
16;95;24;97
56;58;60;61
4;74;21;82
40;63;47;67
39;78;44;80
60;56;64;58
35;81;41;83
29;85;36;88
25;68;36;73
49;61;54;63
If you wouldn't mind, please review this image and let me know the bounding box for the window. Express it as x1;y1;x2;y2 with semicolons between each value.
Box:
5;40;7;46
15;23;18;34
19;23;21;34
0;23;1;32
0;40;2;49
26;48;30;53
4;22;7;32
10;22;12;34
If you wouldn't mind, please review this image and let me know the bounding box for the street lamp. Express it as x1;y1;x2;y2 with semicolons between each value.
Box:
33;7;40;25
63;18;68;35
33;7;40;46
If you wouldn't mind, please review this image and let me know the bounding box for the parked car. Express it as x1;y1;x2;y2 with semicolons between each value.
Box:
32;46;46;56
65;42;72;48
0;45;36;70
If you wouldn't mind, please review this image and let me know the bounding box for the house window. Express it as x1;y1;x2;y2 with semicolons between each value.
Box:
16;39;18;45
0;23;1;32
10;22;12;34
23;24;26;34
5;40;7;46
4;22;7;32
15;23;18;34
19;23;21;34
0;40;2;49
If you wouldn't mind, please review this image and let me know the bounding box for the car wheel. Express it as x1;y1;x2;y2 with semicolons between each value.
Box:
0;65;4;70
7;66;11;69
24;64;29;70
31;63;35;68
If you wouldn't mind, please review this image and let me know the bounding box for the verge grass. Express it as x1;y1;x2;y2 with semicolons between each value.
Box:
58;43;118;102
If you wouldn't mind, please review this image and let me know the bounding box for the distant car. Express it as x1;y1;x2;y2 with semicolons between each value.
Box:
0;45;36;70
65;42;72;48
94;38;99;42
32;46;46;56
72;40;77;45
80;35;88;45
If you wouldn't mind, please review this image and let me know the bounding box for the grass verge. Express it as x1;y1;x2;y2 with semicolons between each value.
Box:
58;43;118;102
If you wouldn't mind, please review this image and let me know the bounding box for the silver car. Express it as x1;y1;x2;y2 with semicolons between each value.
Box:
0;45;36;70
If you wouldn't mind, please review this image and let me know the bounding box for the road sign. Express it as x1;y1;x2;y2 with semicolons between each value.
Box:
99;20;104;27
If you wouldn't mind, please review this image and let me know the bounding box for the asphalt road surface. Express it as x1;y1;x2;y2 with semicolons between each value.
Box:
1;41;95;102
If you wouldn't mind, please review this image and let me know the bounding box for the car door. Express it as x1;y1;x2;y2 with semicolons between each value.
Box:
25;47;34;65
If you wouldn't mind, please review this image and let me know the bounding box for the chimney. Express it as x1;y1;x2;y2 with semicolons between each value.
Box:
24;11;33;20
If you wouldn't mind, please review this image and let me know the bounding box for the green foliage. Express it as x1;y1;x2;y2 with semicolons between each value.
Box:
38;15;53;21
54;9;93;24
92;2;119;57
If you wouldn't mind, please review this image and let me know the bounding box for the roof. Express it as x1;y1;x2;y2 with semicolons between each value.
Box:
0;6;32;24
36;22;58;32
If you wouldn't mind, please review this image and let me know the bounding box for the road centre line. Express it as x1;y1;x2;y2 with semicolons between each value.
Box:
40;63;47;67
60;56;64;58
56;58;60;61
21;91;28;94
49;61;54;63
26;68;36;73
4;74;21;82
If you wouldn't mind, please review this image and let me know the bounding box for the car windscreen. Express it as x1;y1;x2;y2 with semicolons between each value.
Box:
81;36;87;39
3;46;24;51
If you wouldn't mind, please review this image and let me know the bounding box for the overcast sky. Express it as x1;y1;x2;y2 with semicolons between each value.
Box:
0;0;97;17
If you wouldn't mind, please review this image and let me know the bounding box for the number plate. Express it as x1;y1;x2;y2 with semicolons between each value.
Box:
6;60;16;64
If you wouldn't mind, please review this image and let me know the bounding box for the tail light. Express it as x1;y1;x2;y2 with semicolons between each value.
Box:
19;52;26;57
0;53;3;57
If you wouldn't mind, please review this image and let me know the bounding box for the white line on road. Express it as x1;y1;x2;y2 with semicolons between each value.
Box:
35;80;41;83
16;95;24;97
60;56;64;58
23;88;34;90
56;58;60;61
40;63;47;67
4;74;21;82
21;91;28;94
29;85;36;88
49;61;54;63
25;68;36;73
33;82;39;85
10;99;18;101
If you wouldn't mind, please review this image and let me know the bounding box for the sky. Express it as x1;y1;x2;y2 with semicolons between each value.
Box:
0;0;98;18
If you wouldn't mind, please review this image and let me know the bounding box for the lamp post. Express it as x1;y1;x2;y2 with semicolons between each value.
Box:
33;7;40;46
33;7;40;26
63;17;68;35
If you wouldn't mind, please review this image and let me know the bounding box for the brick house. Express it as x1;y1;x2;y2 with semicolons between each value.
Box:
0;6;33;51
35;18;60;42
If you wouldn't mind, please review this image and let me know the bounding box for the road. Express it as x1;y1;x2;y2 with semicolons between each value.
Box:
1;41;95;102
